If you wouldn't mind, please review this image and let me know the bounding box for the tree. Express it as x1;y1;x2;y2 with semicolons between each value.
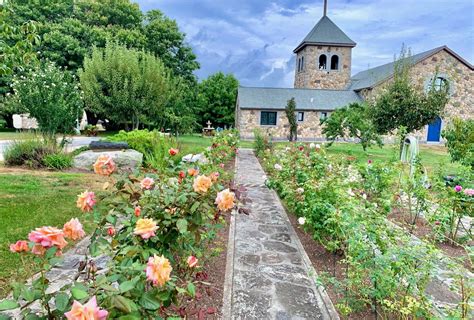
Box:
79;42;176;130
196;72;238;128
6;62;83;140
370;48;449;136
442;118;474;169
322;103;382;151
285;97;297;141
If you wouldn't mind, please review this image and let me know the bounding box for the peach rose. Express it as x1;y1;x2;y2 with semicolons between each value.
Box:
210;172;220;183
187;168;199;177
93;154;116;176
63;218;86;241
146;254;172;287
140;177;155;190
31;244;46;255
134;218;158;239
77;191;96;212
65;296;108;320
215;189;236;212
187;256;198;268
28;226;68;250
168;148;179;156
9;240;29;253
193;175;213;193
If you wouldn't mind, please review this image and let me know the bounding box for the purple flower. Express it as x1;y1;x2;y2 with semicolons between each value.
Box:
454;185;463;192
368;159;373;164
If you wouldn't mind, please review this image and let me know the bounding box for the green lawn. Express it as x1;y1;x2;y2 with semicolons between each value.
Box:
0;130;37;141
0;170;105;297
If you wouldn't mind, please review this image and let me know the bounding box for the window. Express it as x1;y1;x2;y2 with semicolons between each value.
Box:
297;112;304;122
297;58;301;72
320;112;329;121
432;76;448;91
330;55;339;70
260;111;277;126
301;56;304;71
318;54;327;70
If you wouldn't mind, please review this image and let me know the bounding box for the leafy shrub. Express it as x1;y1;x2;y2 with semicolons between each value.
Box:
42;153;72;170
0;118;6;129
82;125;99;137
442;118;474;169
4;139;55;168
253;128;273;156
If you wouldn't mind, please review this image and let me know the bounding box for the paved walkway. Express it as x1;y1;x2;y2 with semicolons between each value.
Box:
224;149;337;320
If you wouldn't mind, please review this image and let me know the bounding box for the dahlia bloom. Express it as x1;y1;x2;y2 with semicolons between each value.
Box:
215;189;236;212
9;240;29;253
76;191;96;212
134;218;158;239
64;296;108;320
93;154;116;176
187;256;198;268
193;175;213;193
140;177;155;190
63;218;86;241
146;254;172;287
28;226;68;250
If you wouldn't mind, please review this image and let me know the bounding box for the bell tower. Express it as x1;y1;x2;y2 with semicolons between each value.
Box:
294;0;356;90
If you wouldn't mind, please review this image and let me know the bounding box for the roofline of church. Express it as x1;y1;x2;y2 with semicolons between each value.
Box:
293;41;356;53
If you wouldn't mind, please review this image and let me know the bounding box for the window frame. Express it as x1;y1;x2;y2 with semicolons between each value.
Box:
318;54;327;70
330;55;339;70
297;111;304;122
320;111;329;121
260;111;278;126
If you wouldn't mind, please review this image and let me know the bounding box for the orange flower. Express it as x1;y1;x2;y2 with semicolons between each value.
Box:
31;244;46;255
93;154;116;176
146;254;172;287
187;256;198;268
188;168;199;177
210;172;220;183
63;218;86;241
140;177;155;190
9;240;29;253
193;175;213;193
168;148;179;156
76;191;96;212
134;218;158;239
65;296;108;320
134;206;141;217
215;189;236;212
28;226;68;250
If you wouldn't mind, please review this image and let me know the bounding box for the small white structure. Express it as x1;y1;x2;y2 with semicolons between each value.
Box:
12;114;38;130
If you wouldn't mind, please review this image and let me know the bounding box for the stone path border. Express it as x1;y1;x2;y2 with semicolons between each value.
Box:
223;149;339;319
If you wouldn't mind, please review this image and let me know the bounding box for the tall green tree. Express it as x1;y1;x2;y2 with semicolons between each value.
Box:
442;118;474;169
79;42;176;130
323;102;382;151
285;97;297;141
196;72;238;128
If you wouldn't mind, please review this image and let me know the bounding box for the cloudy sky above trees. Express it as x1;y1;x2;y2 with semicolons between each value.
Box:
137;0;474;87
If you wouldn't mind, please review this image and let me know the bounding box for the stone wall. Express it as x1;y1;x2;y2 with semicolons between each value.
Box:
294;45;352;90
238;109;327;140
362;49;474;142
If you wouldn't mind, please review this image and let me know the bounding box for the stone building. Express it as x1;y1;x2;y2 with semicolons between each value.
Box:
235;3;473;142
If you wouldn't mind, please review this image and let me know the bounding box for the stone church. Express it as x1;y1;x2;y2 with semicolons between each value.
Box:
235;3;473;142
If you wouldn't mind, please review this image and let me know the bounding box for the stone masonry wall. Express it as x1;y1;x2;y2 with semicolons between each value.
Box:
238;109;327;140
294;45;352;90
363;49;474;142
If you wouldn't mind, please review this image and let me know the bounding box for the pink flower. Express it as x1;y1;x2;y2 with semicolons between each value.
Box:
140;177;155;190
134;206;141;217
368;159;373;164
454;185;463;192
134;218;158;239
107;227;115;237
187;256;198;268
146;255;172;287
9;240;29;253
63;218;86;241
65;296;108;320
77;191;96;212
93;154;116;176
168;148;179;156
219;163;225;169
28;226;68;250
215;189;236;212
463;188;474;196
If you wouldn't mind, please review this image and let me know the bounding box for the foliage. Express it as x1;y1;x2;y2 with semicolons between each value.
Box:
442;118;474;169
323;102;383;151
82;124;98;137
253;128;273;157
4;139;56;168
284;97;297;142
80;42;176;130
370;47;449;135
6;62;83;140
196;72;238;128
42;153;73;170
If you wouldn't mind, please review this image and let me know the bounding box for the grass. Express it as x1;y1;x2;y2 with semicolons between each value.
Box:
0;169;105;297
177;134;253;155
0;130;37;141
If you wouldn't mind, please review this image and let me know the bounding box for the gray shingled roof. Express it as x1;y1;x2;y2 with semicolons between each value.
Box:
294;16;356;52
348;46;474;91
237;87;362;111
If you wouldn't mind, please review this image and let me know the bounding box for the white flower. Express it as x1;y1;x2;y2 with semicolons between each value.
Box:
362;193;367;200
296;187;304;194
274;164;283;171
309;143;315;149
298;217;306;225
347;189;355;197
315;144;321;149
285;147;291;151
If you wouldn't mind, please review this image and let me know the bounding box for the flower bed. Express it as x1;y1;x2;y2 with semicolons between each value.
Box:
1;130;240;319
257;143;472;319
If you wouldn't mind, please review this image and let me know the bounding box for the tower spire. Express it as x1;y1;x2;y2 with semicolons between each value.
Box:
323;0;328;16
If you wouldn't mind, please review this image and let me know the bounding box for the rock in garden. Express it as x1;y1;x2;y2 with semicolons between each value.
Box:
89;141;129;150
73;150;143;172
181;153;209;164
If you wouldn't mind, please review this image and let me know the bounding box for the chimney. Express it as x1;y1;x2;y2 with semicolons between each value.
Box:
323;0;328;16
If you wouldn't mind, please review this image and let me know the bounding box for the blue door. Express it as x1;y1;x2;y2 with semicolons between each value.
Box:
427;117;442;142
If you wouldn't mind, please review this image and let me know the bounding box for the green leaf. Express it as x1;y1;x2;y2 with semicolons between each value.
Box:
119;280;135;293
112;295;133;313
187;282;196;298
176;218;188;234
0;299;19;311
21;287;35;302
190;201;200;213
71;287;88;300
54;293;69;312
139;292;161;310
45;246;58;259
118;315;141;320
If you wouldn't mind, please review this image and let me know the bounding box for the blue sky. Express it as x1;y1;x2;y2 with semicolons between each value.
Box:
137;0;474;87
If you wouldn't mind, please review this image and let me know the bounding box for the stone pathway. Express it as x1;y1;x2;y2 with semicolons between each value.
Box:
224;149;338;320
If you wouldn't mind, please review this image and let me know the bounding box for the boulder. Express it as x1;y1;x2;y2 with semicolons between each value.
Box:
89;141;129;150
73;150;143;172
182;153;209;164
